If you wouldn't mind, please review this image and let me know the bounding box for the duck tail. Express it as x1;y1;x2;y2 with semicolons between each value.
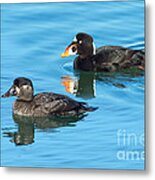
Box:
128;49;145;70
86;106;98;112
135;49;145;60
80;102;98;112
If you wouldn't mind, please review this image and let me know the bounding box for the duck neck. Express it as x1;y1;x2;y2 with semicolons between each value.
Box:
78;42;96;59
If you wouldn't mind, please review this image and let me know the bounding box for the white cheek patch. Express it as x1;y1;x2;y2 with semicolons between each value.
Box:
15;86;20;94
22;85;31;90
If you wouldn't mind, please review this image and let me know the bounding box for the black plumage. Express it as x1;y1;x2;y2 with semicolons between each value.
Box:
61;32;145;72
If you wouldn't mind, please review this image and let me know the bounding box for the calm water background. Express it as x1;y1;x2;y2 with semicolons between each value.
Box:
1;1;144;170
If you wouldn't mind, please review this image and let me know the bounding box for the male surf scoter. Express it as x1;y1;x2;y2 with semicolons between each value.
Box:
61;32;145;72
1;77;97;117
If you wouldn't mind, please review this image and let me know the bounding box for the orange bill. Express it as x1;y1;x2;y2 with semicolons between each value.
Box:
61;44;77;58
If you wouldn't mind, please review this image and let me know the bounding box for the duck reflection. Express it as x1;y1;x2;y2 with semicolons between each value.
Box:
61;68;144;99
61;71;96;99
3;114;85;146
61;69;144;99
61;71;128;99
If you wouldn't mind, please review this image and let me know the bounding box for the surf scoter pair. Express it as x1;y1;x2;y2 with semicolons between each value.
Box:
2;32;144;117
61;32;145;72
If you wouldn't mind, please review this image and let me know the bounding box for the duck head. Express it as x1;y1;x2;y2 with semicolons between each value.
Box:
1;77;34;101
61;33;96;59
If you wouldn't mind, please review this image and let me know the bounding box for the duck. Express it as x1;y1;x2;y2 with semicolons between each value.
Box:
61;32;145;72
1;77;97;117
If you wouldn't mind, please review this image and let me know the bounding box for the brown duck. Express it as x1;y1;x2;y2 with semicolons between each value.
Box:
1;77;97;117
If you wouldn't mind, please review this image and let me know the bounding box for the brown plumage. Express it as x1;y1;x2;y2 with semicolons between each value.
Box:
1;77;97;117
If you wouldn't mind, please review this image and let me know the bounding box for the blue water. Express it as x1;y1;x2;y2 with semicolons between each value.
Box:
1;1;144;170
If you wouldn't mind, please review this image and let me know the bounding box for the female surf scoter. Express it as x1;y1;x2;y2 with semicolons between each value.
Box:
61;32;145;72
1;77;97;117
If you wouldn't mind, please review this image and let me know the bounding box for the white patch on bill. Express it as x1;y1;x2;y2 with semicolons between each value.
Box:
68;45;77;55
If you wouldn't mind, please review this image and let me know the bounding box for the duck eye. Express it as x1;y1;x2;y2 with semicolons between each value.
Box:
79;40;82;44
72;46;77;53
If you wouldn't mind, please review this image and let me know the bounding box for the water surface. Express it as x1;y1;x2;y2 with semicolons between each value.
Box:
1;1;144;170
